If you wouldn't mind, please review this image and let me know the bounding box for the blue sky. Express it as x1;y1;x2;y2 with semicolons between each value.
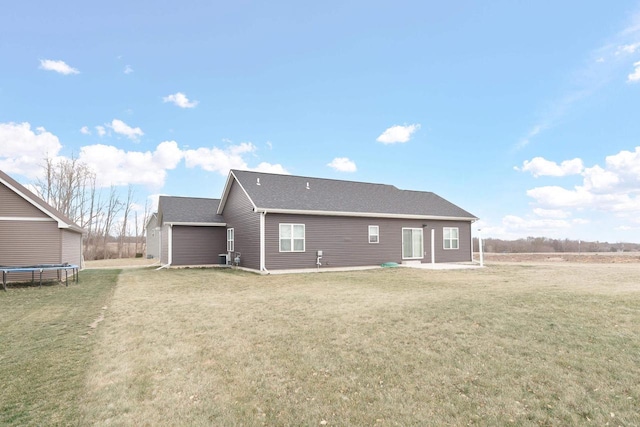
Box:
2;1;640;242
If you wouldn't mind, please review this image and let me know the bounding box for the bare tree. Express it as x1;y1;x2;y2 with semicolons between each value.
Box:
101;186;123;260
35;157;155;260
118;186;134;258
36;156;96;225
138;198;151;257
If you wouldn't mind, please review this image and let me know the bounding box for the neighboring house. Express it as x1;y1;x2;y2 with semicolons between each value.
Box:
157;196;227;266
0;170;85;279
145;213;160;259
154;170;477;271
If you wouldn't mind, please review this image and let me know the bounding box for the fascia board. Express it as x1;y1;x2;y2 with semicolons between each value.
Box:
254;207;477;221
165;222;227;227
216;172;235;214
217;170;257;214
0;176;70;229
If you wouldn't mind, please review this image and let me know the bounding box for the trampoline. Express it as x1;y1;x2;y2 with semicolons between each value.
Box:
1;264;80;291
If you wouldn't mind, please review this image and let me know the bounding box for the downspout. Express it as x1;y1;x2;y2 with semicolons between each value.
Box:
431;228;435;264
478;227;484;267
157;224;173;269
259;211;267;273
470;219;480;264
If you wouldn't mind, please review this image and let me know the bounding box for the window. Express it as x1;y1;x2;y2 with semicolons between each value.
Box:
280;224;305;252
227;228;234;252
443;227;459;250
368;225;379;243
402;228;423;259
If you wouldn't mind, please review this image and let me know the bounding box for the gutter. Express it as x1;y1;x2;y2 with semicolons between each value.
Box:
253;207;476;221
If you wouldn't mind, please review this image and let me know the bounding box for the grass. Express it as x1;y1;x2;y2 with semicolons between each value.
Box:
2;263;640;425
82;264;639;426
0;269;120;426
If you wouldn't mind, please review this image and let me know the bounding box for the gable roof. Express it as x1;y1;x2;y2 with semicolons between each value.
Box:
0;169;85;233
158;196;226;225
219;170;477;221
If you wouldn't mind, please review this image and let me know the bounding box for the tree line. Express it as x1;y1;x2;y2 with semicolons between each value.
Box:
36;157;149;260
475;236;640;253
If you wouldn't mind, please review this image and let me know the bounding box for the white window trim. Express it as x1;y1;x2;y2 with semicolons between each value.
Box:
279;223;305;252
443;227;459;250
227;228;234;252
368;225;379;244
402;227;424;260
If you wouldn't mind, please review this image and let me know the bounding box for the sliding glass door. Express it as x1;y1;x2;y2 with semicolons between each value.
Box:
402;228;423;259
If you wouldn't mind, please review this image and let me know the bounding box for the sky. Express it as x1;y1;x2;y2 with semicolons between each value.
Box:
2;1;640;242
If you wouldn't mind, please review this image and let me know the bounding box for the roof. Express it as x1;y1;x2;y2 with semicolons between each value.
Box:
219;170;477;221
0;169;85;233
145;212;158;229
158;196;226;225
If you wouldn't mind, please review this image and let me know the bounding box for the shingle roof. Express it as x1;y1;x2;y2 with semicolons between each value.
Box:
226;170;477;220
158;196;225;224
0;169;85;233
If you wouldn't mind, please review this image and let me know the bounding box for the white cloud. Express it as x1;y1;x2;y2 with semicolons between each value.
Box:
524;146;640;216
39;59;79;75
124;65;133;74
533;208;571;219
616;42;640;55
0;122;290;189
0;122;63;178
605;146;640;176
80;126;91;135
517;124;545;149
628;61;640;82
527;186;594;208
183;142;287;175
502;215;571;232
376;124;420;144
109;119;143;141
327;157;357;172
474;216;588;240
163;92;198;108
253;162;289;175
518;157;584;177
79;141;182;188
582;165;620;193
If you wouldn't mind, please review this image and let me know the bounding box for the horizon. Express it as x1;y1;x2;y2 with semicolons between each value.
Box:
2;1;640;242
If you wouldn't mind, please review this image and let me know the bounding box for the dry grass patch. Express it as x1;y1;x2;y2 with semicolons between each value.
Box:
80;264;640;426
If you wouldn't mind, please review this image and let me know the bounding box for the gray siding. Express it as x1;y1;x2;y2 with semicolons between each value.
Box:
61;229;82;266
430;220;473;263
264;214;472;270
221;180;261;269
0;221;61;265
0;220;62;281
145;216;160;259
171;226;226;266
1;176;84;282
0;182;49;218
160;224;170;265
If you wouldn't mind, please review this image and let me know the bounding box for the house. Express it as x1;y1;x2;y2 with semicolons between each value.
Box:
144;212;160;259
154;169;477;272
0;170;84;280
157;196;227;266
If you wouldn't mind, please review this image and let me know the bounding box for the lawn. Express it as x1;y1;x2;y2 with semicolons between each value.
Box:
0;269;120;426
2;263;640;425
